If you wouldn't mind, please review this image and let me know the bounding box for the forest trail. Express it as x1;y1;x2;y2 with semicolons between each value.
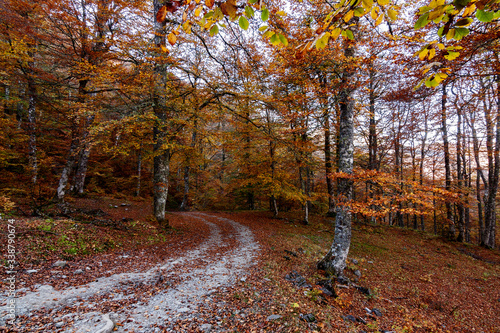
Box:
1;213;260;332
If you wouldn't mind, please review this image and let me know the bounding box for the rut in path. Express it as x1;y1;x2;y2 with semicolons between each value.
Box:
0;213;260;332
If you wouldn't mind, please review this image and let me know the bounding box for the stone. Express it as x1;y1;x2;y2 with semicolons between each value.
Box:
351;258;359;265
53;260;67;268
355;285;371;295
285;270;312;289
354;270;362;277
357;317;367;324
300;313;316;323
316;279;337;298
344;315;356;322
74;269;84;274
337;276;350;285
200;323;212;331
372;308;383;317
55;322;64;328
267;314;282;321
26;269;38;274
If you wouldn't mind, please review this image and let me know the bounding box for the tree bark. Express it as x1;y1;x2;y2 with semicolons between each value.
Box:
152;0;170;228
318;26;357;277
441;84;455;238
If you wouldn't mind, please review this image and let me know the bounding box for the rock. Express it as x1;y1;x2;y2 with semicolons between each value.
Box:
285;270;312;289
364;307;372;314
53;260;67;268
26;269;38;274
240;277;247;282
55;322;64;328
337;276;350;285
200;323;212;331
284;250;298;257
300;313;316;323
355;285;371;295
344;315;357;322
351;258;359;265
316;279;337;298
86;267;91;271
95;313;115;333
357;317;367;324
74;269;84;274
178;307;190;313
267;314;282;321
354;270;362;277
372;308;383;317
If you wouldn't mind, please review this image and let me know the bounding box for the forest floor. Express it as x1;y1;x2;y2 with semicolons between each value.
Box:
0;197;499;332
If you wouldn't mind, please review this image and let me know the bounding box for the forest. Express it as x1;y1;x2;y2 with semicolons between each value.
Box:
1;0;500;331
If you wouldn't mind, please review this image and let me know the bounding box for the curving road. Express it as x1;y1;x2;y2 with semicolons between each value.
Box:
0;213;260;332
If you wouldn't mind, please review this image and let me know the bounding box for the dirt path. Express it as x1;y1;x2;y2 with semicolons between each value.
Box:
1;213;260;332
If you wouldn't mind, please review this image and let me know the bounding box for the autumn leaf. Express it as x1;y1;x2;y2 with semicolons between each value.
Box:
156;5;167;23
167;32;177;46
205;0;214;8
220;0;237;18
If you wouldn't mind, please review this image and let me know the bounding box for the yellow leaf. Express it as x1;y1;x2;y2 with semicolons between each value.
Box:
370;7;379;20
428;47;436;60
160;45;169;53
418;48;429;60
437;43;445;50
205;0;214;8
331;27;341;39
378;0;389;6
462;4;476;17
375;13;383;26
446;28;455;40
167;32;177;46
387;8;397;21
344;10;354;23
195;6;202;17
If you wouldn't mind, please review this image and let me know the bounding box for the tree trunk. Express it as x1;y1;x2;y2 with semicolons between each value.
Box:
152;0;170;228
483;75;500;249
72;115;95;195
456;105;465;242
324;107;335;216
27;71;37;187
318;27;357;277
136;147;142;197
441;84;455;238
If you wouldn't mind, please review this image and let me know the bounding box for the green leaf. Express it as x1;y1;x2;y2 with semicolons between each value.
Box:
453;27;469;40
414;12;429;29
343;29;354;40
209;24;219;36
261;8;269;21
270;33;280;45
245;6;254;18
258;25;268;32
353;7;365;16
476;9;495;22
249;0;258;3
278;33;288;46
437;26;444;37
239;16;249;30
